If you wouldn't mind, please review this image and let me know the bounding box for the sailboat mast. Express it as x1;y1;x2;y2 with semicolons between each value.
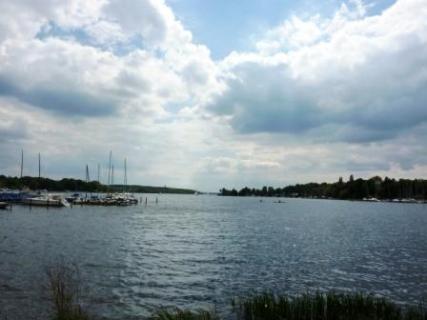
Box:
20;149;23;178
38;153;41;179
111;165;114;185
123;158;127;193
107;151;112;185
97;163;100;183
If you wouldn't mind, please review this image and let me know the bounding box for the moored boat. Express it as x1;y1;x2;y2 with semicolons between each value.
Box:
0;189;34;203
22;194;70;207
0;202;9;210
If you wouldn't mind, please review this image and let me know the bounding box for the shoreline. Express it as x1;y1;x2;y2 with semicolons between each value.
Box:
218;194;427;204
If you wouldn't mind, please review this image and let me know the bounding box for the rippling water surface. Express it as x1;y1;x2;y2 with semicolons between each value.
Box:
1;195;426;319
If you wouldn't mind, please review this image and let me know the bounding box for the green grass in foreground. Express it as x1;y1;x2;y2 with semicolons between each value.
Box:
155;292;426;320
231;292;426;320
6;263;424;320
153;309;219;320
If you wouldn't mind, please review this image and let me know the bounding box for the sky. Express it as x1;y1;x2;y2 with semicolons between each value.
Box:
0;0;426;191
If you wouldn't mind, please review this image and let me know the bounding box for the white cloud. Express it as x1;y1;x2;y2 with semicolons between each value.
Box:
0;0;426;190
208;0;427;142
255;0;369;55
0;0;222;117
0;0;220;188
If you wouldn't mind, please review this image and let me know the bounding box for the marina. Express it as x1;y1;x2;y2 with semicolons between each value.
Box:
0;190;140;207
67;193;139;206
0;151;140;207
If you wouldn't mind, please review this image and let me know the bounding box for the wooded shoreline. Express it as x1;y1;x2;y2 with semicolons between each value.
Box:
0;175;196;194
220;176;427;201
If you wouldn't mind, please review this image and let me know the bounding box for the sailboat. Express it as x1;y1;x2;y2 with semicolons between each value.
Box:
21;152;70;207
113;158;138;206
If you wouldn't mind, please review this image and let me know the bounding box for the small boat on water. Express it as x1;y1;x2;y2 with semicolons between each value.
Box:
273;200;286;204
362;197;381;202
22;194;70;207
120;193;138;205
0;189;34;203
66;193;84;204
0;202;9;210
103;193;138;206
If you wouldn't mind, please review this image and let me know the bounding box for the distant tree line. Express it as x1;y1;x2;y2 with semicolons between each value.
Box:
220;176;427;200
0;175;196;194
0;175;107;192
109;184;195;194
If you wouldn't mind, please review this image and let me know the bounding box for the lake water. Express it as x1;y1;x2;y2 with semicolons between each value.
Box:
1;195;426;319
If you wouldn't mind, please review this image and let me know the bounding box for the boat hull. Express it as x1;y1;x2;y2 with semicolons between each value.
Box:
22;198;64;207
0;202;9;210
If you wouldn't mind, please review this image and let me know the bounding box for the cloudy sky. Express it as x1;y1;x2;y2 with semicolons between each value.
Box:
0;0;426;191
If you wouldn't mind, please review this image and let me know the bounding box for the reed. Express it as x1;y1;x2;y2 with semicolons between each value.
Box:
46;263;91;320
149;293;426;320
40;265;426;320
152;309;219;320
232;292;426;320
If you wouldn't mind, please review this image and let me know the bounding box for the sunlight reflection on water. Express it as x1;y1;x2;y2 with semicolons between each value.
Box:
1;195;426;319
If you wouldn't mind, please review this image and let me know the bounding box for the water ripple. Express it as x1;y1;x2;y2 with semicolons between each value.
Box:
1;196;426;320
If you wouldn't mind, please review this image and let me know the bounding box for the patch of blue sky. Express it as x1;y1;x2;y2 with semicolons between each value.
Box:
166;0;397;59
36;21;91;43
163;101;189;115
36;21;148;57
112;34;148;56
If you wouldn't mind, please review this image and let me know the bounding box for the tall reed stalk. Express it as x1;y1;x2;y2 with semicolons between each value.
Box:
46;263;90;320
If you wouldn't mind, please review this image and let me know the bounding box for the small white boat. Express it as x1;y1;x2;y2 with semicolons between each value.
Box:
22;194;70;207
121;193;138;204
0;202;9;210
362;197;380;202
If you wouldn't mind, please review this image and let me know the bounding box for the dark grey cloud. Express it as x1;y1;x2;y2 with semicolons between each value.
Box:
0;120;29;142
210;63;321;134
207;52;427;143
23;87;116;117
343;160;391;172
308;125;398;144
0;74;117;117
207;5;427;144
0;75;19;96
